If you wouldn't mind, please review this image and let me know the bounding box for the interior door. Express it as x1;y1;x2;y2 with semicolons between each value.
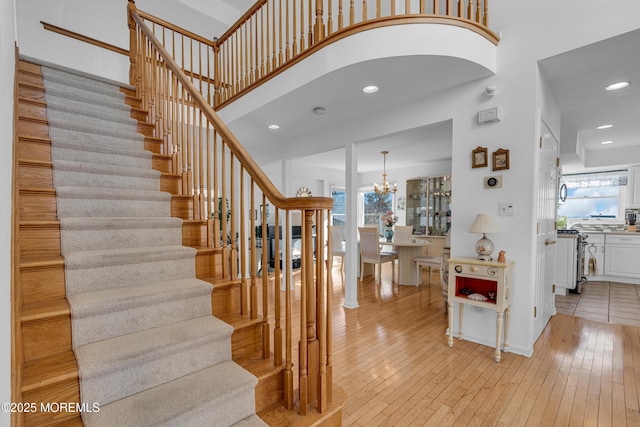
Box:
533;121;559;340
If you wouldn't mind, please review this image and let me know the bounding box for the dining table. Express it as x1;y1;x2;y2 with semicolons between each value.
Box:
391;238;432;286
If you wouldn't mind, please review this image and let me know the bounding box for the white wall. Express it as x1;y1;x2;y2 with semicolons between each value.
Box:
15;0;231;83
1;0;16;422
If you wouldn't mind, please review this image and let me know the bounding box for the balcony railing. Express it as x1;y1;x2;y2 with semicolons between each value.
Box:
214;0;498;106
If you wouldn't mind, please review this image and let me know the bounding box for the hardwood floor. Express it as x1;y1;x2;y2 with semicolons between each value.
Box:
277;265;640;426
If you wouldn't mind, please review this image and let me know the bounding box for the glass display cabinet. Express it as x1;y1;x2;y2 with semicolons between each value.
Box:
406;175;451;236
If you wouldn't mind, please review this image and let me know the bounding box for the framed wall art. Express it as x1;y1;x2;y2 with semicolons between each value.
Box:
472;146;488;168
492;148;510;171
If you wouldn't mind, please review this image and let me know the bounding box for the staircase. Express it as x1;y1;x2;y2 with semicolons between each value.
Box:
14;58;272;426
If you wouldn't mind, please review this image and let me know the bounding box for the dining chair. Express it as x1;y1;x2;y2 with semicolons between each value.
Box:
358;227;397;284
414;254;441;285
393;226;413;242
329;226;345;285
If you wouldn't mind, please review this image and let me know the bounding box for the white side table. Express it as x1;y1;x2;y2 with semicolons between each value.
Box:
447;257;514;362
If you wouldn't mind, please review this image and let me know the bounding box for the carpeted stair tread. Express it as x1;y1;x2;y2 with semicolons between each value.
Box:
68;278;214;347
53;159;160;191
51;137;151;160
59;217;183;253
56;186;170;201
52;146;151;170
53;159;160;179
49;126;145;149
83;361;261;427
69;277;213;319
75;316;234;406
63;245;196;270
45;93;135;125
42;67;127;99
47;109;142;142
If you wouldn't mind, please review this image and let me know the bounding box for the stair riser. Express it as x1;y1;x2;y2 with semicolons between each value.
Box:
144;137;163;154
18;85;46;104
123;95;142;110
65;257;195;295
20;225;60;258
52;147;151;169
22;316;71;362
183;221;208;247
172;196;194;219
19;189;57;221
21;263;66;303
22;379;80;427
61;226;183;253
19;137;51;163
78;333;232;406
212;282;243;317
196;251;222;278
71;294;213;348
19;162;53;188
160;174;181;194
19;117;49;139
53;170;159;192
255;371;284;413
19;100;47;120
56;197;170;218
231;322;262;360
152;155;171;173
137;122;155;137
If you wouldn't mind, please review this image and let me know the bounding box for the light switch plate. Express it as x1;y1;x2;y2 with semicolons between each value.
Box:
499;202;515;216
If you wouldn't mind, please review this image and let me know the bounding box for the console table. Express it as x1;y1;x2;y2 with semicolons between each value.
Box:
447;257;514;362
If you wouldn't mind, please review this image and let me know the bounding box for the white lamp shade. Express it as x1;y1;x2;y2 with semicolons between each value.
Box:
469;214;500;234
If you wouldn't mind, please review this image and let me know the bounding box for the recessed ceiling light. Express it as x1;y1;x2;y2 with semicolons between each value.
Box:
362;85;379;94
600;140;614;145
312;107;325;115
596;124;613;130
605;81;630;91
268;124;280;130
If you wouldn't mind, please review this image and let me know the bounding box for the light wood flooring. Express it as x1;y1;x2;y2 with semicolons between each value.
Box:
556;281;640;327
297;266;640;426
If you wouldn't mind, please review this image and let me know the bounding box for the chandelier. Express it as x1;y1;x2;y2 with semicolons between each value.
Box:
374;150;397;195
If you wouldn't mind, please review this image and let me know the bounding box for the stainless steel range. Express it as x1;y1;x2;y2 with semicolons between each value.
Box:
557;229;588;293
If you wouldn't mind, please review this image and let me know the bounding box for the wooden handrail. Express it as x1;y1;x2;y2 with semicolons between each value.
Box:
41;21;129;56
130;11;331;211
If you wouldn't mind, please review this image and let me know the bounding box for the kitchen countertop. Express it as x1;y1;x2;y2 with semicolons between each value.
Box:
581;230;640;235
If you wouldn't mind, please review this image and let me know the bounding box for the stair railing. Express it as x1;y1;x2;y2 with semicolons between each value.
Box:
214;0;498;107
128;1;335;415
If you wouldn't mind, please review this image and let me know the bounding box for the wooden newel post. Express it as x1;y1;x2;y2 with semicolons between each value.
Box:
127;0;137;86
300;209;319;414
313;0;326;43
212;41;221;107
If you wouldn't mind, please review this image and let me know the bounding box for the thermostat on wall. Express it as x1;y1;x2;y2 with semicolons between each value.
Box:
478;106;503;124
484;175;503;189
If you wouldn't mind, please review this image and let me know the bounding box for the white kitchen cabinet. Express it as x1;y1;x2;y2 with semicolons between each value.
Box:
627;166;640;208
584;233;605;278
555;236;576;293
604;234;640;279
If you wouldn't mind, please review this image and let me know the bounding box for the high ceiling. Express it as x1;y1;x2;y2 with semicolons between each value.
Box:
539;29;640;173
162;1;640;175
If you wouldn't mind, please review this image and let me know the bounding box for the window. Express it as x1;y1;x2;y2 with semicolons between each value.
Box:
558;170;627;219
363;191;393;234
331;188;346;237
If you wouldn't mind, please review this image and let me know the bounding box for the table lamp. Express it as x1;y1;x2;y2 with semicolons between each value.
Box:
469;213;500;261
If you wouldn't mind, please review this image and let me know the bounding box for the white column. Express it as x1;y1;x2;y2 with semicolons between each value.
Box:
344;143;359;309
